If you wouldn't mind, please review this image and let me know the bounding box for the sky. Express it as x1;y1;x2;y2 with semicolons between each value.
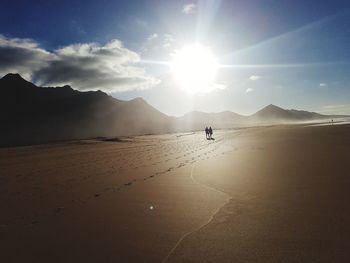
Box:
1;0;350;116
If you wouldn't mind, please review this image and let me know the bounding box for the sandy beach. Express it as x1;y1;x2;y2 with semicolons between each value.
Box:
1;124;350;262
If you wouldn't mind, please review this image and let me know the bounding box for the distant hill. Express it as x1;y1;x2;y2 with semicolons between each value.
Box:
0;73;172;147
250;104;330;121
0;73;347;147
176;104;346;129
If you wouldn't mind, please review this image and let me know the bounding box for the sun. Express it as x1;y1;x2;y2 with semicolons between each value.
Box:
170;44;218;94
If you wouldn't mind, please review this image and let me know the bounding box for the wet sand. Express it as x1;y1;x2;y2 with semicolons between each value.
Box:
1;125;350;262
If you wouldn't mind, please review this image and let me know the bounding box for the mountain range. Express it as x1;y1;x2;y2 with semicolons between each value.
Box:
0;73;346;147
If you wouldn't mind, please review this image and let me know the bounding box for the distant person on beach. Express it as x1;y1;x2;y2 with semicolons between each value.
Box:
205;127;209;139
209;126;213;139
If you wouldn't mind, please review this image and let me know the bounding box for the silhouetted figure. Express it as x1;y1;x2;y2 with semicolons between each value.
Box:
205;127;209;139
331;119;334;125
209;126;213;139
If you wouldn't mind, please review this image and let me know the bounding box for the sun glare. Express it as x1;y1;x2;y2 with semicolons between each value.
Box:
170;44;218;94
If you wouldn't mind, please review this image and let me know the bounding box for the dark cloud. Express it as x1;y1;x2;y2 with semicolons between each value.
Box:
0;36;159;92
0;46;38;67
33;58;103;86
0;36;51;78
34;57;158;91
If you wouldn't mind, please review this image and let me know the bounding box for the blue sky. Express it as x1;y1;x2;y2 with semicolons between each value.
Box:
1;0;350;115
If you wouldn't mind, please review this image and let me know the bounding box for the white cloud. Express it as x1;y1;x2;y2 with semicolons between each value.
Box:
147;33;158;41
163;34;175;48
182;3;196;14
319;83;327;87
246;88;254;93
0;35;160;92
249;75;261;81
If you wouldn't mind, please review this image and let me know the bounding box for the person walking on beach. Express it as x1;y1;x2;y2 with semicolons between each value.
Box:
205;127;209;139
209;126;213;139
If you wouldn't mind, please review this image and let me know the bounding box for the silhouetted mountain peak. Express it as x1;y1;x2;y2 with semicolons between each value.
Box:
130;97;146;103
2;73;22;80
252;104;290;120
128;97;152;107
0;73;173;147
251;104;332;121
0;72;345;148
257;104;284;112
0;73;39;96
263;104;283;110
1;73;33;85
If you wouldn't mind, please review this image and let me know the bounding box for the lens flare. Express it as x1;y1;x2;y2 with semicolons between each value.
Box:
170;44;218;94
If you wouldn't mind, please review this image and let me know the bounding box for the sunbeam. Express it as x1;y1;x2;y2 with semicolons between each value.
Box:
218;11;346;61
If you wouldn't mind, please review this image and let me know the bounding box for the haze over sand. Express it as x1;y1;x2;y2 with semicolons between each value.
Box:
2;73;347;147
1;124;350;262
